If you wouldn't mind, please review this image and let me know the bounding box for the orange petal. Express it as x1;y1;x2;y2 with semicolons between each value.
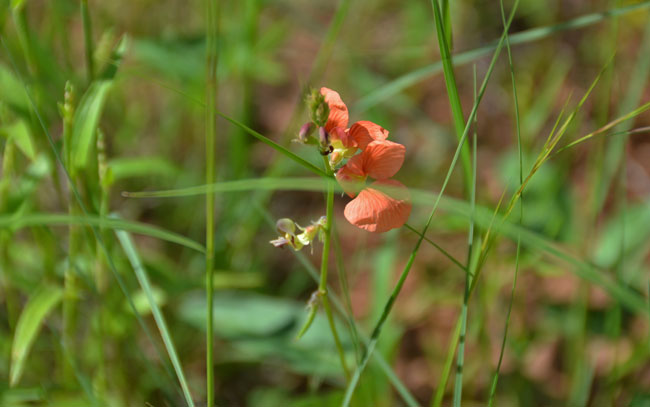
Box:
349;121;389;150
336;155;366;197
361;140;405;180
343;180;411;233
320;87;349;132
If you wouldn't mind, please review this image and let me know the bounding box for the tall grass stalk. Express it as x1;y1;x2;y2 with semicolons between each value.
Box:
204;0;220;404
452;66;479;407
62;81;80;384
341;4;521;404
487;1;523;402
80;0;94;82
429;0;472;193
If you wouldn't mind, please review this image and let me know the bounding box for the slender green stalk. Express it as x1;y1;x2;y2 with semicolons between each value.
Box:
452;67;478;407
332;224;362;363
341;3;520;404
80;0;94;82
62;82;80;385
321;157;350;381
429;0;472;193
204;0;220;405
487;3;523;402
431;318;462;407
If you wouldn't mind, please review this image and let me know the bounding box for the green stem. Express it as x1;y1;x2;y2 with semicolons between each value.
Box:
342;3;521;404
81;0;94;82
204;0;220;405
321;157;350;381
430;0;472;193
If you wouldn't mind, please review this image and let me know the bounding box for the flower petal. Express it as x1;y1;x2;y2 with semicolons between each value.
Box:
320;87;349;131
349;121;389;150
336;154;366;197
361;140;405;180
343;180;411;233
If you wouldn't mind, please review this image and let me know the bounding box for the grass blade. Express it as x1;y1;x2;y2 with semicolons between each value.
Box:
117;229;196;407
354;1;650;112
70;80;111;170
0;35;186;399
216;111;329;178
341;3;521;404
487;1;523;402
10;285;63;386
0;213;205;253
429;0;472;191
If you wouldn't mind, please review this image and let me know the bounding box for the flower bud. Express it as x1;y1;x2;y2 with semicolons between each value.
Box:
318;127;332;155
276;218;296;235
307;88;329;127
297;122;314;143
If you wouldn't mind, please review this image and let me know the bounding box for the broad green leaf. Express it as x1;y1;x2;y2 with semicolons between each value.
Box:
1;119;35;160
10;285;63;386
70;80;111;170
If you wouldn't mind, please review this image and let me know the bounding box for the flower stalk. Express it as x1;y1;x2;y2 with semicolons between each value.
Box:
320;156;351;381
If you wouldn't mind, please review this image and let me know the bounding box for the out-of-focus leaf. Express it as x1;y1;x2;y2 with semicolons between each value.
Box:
128;287;167;316
593;201;650;269
10;285;63;386
98;35;129;80
69;80;111;170
178;291;351;377
1;119;35;160
0;64;29;113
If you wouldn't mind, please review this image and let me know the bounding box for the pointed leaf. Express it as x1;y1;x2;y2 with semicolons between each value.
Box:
10;285;63;386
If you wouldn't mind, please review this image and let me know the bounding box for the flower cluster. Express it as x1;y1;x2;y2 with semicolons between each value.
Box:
319;87;411;233
269;217;327;251
271;87;411;249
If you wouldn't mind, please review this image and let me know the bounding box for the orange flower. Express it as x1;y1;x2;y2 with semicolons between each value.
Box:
321;87;390;166
336;140;411;232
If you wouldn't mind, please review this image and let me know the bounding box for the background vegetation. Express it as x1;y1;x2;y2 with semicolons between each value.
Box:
1;0;650;406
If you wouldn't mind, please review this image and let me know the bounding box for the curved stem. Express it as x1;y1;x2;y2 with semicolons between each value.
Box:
321;157;350;381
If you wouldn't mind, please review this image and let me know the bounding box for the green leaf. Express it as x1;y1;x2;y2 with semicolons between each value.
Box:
69;80;112;170
0;64;29;113
117;230;196;407
10;285;63;386
0;213;205;253
1;119;35;160
593;201;650;269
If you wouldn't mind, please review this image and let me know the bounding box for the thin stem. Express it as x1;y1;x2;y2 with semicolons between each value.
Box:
321;157;350;381
487;2;523;404
204;0;220;405
342;2;521;404
80;0;94;82
452;67;478;407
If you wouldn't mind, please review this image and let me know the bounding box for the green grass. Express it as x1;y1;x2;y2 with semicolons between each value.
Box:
1;1;650;406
